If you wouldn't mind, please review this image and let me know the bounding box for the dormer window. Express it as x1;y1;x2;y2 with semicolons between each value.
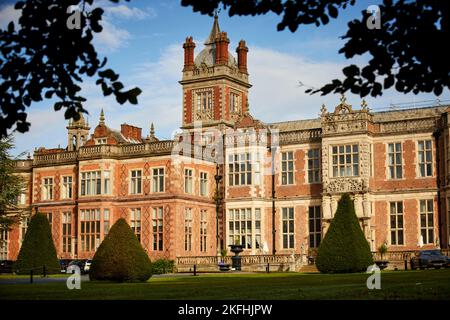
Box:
96;138;107;145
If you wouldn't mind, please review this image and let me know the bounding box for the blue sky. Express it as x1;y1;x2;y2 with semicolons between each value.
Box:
1;0;449;156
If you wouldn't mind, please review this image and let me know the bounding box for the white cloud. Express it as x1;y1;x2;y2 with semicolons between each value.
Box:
92;2;156;53
105;5;156;20
0;4;21;30
95;19;131;53
248;46;344;122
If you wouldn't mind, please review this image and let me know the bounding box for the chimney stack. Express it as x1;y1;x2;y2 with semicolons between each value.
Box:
215;32;230;65
236;40;248;74
183;36;196;71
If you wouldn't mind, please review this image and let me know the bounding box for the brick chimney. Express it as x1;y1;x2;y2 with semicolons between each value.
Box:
121;124;142;142
183;36;196;71
236;40;248;74
215;31;230;65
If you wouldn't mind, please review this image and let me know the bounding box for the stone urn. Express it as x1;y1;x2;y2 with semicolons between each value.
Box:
229;244;244;271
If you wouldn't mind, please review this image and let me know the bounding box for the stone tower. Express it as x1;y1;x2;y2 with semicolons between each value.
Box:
180;15;252;130
67;113;90;151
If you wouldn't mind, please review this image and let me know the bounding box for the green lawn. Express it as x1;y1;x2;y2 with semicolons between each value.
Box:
1;269;450;300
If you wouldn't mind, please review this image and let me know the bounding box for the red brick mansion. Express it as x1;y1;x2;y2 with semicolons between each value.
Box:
2;17;450;270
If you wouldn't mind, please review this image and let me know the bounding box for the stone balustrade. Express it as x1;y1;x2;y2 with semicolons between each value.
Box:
379;118;436;133
279;129;322;145
14;159;33;169
175;254;307;272
176;250;449;272
32;140;175;166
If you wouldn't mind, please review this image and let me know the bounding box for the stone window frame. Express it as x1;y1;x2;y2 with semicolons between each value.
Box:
227;152;253;186
62;211;72;254
130;207;142;243
229;89;242;115
103;209;110;236
416;139;433;178
308;206;322;249
184;168;194;194
330;144;360;178
0;228;8;260
226;207;262;251
389;201;404;246
200;209;208;253
80;170;101;196
280;151;295;186
129;169;143;195
152;167;165;193
281;207;295;249
79;208;102;253
41;176;54;201
199;171;208;197
61;175;73;199
184;207;193;251
419;198;435;245
386;142;404;180
152;207;164;251
192;87;214;120
307;148;321;184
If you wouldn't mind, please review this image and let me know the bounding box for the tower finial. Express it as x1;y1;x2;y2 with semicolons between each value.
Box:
320;103;327;116
361;99;368;111
150;122;155;137
99;109;105;125
205;13;221;45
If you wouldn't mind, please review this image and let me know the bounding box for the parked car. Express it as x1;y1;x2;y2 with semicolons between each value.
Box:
410;250;447;270
84;259;92;273
67;260;87;274
0;260;14;274
59;259;72;273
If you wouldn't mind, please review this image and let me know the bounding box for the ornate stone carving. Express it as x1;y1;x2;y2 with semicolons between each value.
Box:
321;142;329;186
320;96;373;136
324;178;368;194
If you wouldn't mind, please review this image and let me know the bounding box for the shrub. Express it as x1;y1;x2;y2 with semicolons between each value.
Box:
14;213;60;275
316;194;374;273
378;243;388;260
89;218;152;282
151;259;174;274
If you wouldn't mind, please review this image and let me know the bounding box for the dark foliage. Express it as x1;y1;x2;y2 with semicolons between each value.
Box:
89;218;152;282
13;213;60;275
316;194;373;273
0;135;26;230
182;0;450;98
0;0;142;138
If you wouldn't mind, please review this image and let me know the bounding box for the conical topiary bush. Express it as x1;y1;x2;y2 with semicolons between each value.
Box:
316;193;373;273
89;218;152;282
14;213;60;275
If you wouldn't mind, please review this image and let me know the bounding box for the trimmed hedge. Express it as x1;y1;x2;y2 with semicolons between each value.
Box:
151;259;174;274
316;194;373;273
89;218;152;282
14;213;60;275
